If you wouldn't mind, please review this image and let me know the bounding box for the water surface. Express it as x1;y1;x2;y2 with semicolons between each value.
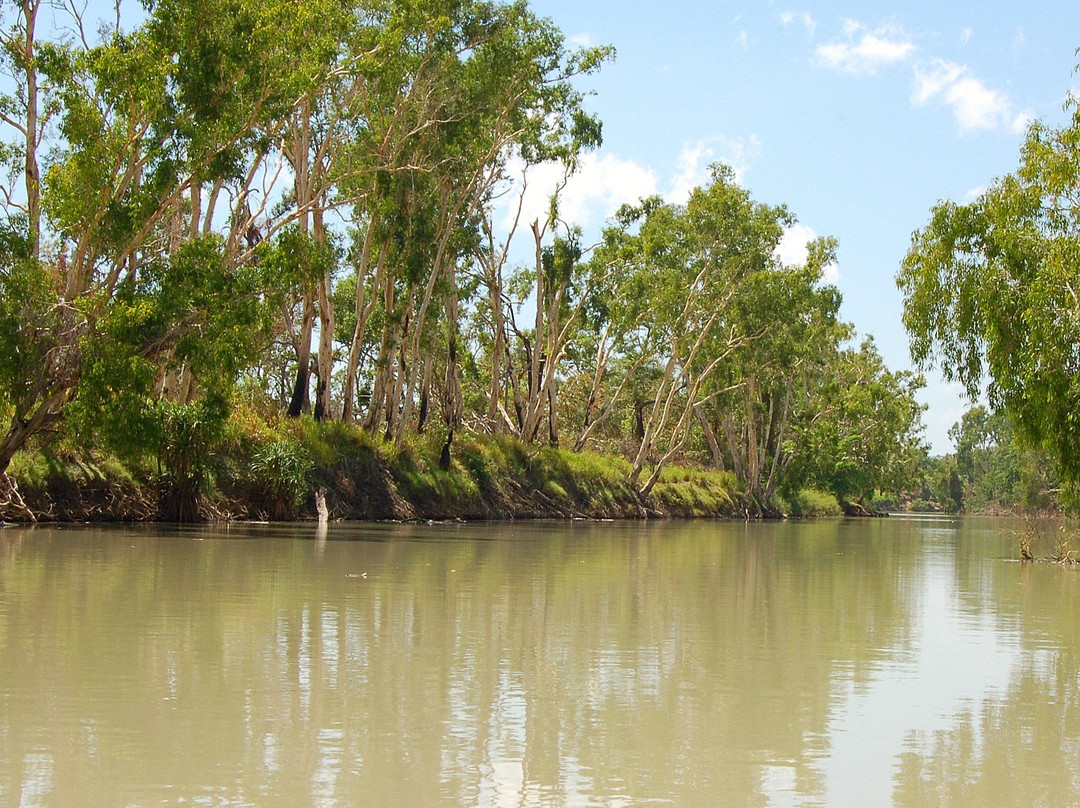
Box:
1;517;1077;806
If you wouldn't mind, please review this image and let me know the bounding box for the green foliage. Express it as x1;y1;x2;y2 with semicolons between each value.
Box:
152;236;277;380
703;234;848;507
543;479;569;500
779;489;843;518
0;0;927;522
942;405;1061;512
156;393;230;522
65;235;276;457
595;165;785;355
390;431;485;517
0;224;59;410
249;438;314;521
256;225;339;292
899;95;1080;484
920;455;964;513
790;338;926;504
7;451;63;493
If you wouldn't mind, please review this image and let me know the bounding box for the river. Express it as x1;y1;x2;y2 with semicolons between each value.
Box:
0;516;1077;806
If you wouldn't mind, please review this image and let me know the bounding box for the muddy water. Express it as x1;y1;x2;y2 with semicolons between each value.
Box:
1;517;1077;806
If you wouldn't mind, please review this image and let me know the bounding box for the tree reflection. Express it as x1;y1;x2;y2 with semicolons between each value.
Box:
1;519;1068;806
894;526;1080;808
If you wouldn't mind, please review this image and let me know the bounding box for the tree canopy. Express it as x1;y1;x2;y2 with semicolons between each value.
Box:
899;93;1080;484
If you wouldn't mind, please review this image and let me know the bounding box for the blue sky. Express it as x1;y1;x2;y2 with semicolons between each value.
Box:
520;1;1080;454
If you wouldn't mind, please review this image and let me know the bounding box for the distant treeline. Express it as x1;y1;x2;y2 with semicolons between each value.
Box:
906;406;1062;515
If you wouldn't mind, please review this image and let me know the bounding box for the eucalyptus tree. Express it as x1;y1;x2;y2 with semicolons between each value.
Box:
700;241;847;512
790;338;926;504
501;223;601;445
274;0;393;421
587;166;790;496
563;236;652;453
898;94;1080;484
0;0;315;475
333;0;609;454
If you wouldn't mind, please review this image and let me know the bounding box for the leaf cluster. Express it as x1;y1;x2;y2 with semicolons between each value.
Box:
899;98;1080;482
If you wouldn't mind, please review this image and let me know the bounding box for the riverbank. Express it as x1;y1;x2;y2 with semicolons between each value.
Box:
0;417;844;524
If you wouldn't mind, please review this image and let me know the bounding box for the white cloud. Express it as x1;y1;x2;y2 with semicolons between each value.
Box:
817;24;915;75
568;33;595;48
668;143;715;205
666;136;762;204
735;30;750;51
500;154;658;235
911;59;965;105
960;27;973;46
1011;111;1033;134
723;136;762;183
962;185;986;203
912;59;1023;133
817;21;916;75
775;224;840;283
498;136;762;244
780;11;816;37
841;18;862;37
948;76;1011;130
776;223;816;266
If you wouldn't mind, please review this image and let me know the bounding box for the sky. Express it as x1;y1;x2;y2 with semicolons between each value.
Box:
513;0;1080;454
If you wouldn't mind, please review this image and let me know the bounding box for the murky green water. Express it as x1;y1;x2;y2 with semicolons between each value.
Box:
1;516;1078;806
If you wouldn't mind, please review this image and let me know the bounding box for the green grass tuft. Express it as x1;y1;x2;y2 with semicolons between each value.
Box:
783;488;843;517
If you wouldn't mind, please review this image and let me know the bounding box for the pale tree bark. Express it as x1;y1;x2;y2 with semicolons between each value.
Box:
364;289;409;435
416;354;434;433
520;219;547;441
573;330;649;452
285;102;315;418
636;365;739;498
392;170;490;446
283;98;341;421
486;248;506;425
517;215;597;445
313;272;334;420
342;227;383;423
395;215;455;445
630;305;742;496
478;190;528;428
694;403;725;471
547;379;559;446
442;260;464;457
20;0;41;257
0;3;57;476
719;383;796;508
630;272;722;482
313;208;334;420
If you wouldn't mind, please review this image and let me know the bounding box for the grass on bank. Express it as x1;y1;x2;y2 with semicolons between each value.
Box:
650;465;740;517
6;447;153;521
775;488;844;518
2;410;757;522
